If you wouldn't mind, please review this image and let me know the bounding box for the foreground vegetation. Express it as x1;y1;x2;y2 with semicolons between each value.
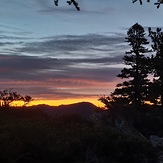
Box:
0;107;159;163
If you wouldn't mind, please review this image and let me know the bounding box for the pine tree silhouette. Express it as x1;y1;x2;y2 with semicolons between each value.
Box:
149;27;163;106
113;23;151;109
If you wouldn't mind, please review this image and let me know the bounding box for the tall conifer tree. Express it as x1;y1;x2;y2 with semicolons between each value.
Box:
149;27;163;106
113;23;151;109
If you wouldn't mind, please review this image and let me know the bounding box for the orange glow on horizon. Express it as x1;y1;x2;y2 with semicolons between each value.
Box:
11;97;105;108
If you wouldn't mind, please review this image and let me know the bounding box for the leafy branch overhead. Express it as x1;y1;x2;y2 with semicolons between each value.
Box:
53;0;163;11
132;0;163;8
54;0;80;11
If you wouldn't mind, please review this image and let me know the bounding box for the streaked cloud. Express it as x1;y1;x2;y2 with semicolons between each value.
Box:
12;33;126;58
0;32;125;99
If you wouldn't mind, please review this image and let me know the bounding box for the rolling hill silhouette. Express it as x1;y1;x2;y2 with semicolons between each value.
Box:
30;102;101;118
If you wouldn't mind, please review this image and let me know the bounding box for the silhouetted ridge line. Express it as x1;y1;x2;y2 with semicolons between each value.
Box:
31;102;101;118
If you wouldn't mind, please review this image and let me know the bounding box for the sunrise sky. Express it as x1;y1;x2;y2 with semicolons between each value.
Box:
1;0;163;106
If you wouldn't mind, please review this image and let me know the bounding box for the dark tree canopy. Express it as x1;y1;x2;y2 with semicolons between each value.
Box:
0;89;32;107
149;27;163;105
112;23;151;108
100;25;163;110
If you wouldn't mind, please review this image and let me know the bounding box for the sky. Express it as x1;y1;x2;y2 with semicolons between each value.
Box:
0;0;163;107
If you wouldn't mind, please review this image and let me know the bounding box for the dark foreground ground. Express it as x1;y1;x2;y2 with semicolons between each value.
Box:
0;105;160;163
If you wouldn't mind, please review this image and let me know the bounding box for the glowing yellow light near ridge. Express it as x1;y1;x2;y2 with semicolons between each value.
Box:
10;97;104;108
10;101;25;107
29;98;104;107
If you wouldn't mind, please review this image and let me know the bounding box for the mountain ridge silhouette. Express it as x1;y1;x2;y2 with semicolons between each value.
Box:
29;101;102;118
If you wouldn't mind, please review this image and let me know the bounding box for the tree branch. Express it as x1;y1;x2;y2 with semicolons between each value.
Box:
54;0;80;11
